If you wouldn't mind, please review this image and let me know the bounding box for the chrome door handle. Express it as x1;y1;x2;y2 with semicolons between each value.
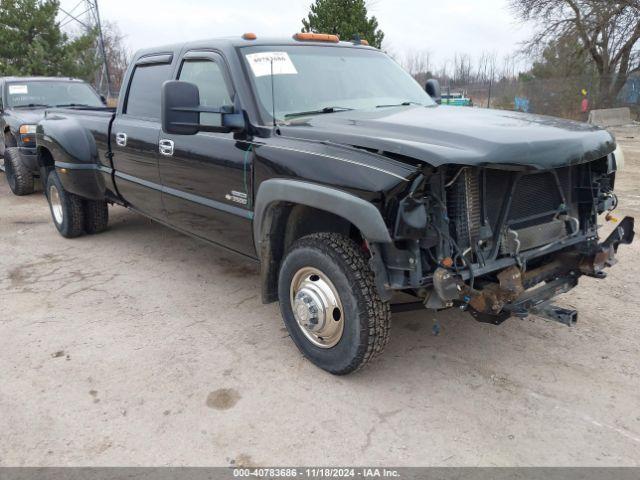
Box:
159;139;174;157
115;132;127;147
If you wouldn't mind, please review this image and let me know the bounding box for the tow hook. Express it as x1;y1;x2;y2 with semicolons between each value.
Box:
579;216;635;278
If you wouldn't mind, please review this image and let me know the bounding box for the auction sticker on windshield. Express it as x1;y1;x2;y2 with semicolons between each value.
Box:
8;85;28;95
246;52;298;77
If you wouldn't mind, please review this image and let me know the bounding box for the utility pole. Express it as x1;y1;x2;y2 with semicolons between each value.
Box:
59;0;111;98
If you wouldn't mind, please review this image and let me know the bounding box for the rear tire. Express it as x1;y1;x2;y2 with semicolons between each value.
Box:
84;199;109;234
278;232;391;375
46;170;85;238
4;147;35;196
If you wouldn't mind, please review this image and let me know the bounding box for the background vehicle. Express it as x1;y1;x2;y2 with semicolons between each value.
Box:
440;90;473;106
35;34;634;374
0;76;105;195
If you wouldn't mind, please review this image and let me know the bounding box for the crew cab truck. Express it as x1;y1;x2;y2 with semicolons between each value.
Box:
0;76;105;195
36;34;634;374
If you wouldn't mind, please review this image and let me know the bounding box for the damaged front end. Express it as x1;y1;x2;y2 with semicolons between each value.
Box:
374;153;635;326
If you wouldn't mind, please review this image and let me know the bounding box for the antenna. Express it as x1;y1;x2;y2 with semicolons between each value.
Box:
270;58;277;127
59;0;112;98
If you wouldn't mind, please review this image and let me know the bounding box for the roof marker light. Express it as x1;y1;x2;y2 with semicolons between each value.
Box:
293;32;340;43
242;33;257;40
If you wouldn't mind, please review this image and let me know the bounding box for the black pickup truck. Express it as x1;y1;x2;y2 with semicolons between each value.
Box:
0;76;105;195
36;34;634;374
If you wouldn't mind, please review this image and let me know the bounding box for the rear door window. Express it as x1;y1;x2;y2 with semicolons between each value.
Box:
125;63;173;121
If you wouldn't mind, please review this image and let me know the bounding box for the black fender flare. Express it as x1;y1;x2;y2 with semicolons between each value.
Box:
37;115;106;200
253;179;394;303
3;119;19;146
253;179;393;253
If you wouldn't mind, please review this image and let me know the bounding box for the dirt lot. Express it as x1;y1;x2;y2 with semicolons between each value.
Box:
1;126;639;467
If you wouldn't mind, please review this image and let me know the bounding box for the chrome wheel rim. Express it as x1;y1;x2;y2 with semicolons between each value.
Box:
49;185;63;225
290;267;344;348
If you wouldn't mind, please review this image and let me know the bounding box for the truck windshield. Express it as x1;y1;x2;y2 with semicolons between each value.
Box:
6;81;103;108
241;45;435;123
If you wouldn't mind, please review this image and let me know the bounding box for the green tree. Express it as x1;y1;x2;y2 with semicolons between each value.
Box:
0;0;97;79
301;0;384;49
529;34;595;79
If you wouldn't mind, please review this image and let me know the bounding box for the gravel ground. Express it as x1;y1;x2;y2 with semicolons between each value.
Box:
0;126;639;467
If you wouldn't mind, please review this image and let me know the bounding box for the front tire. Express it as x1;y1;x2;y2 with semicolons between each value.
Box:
4;147;34;196
46;170;85;238
278;233;391;375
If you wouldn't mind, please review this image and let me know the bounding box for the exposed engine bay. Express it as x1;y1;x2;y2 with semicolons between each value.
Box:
375;153;635;325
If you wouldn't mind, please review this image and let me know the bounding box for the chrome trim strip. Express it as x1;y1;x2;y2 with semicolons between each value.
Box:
162;184;253;219
114;170;157;190
55;161;111;173
114;171;253;220
266;144;409;181
200;136;410;181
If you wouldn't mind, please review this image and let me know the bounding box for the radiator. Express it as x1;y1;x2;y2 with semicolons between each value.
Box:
448;168;572;254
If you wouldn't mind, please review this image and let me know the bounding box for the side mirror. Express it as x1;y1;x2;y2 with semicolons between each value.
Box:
161;80;245;135
100;95;107;105
425;79;441;105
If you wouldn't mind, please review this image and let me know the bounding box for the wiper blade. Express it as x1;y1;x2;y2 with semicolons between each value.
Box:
284;106;353;119
13;103;51;109
54;103;91;108
376;101;422;108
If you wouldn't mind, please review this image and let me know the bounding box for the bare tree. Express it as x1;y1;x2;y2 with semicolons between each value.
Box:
101;21;131;98
437;59;451;82
476;51;498;83
453;52;473;84
509;0;640;106
401;50;433;85
500;53;518;80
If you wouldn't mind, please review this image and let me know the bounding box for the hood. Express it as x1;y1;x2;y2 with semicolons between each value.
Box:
279;106;615;170
5;108;47;127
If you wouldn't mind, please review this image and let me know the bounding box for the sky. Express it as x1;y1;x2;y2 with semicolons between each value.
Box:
59;0;533;69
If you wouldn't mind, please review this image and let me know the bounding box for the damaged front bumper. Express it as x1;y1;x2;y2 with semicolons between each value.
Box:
442;216;634;325
374;217;635;325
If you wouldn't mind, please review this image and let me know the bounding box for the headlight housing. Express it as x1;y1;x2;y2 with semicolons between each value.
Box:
18;124;37;146
612;145;625;172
